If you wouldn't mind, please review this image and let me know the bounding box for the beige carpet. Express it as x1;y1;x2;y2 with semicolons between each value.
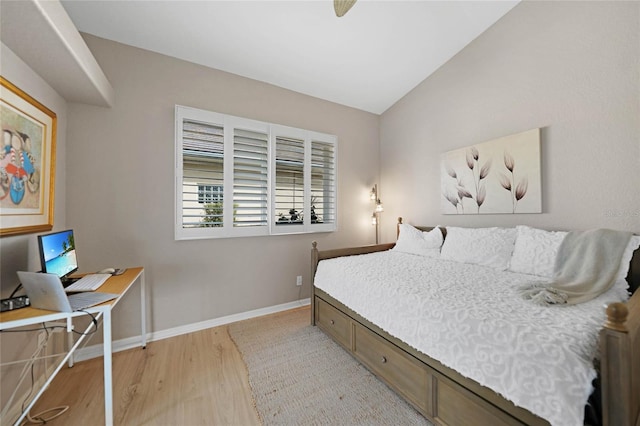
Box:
228;306;431;425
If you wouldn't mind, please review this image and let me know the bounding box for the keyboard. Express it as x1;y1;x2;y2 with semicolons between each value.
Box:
68;292;118;311
65;274;111;292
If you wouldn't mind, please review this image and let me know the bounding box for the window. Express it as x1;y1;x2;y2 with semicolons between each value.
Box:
270;126;336;235
198;185;223;204
180;118;224;229
233;128;269;228
310;139;336;225
175;106;337;239
274;135;305;225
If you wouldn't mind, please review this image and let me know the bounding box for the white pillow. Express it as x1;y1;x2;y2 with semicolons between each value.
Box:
440;226;517;271
392;224;443;258
509;227;638;281
509;226;567;278
617;235;640;282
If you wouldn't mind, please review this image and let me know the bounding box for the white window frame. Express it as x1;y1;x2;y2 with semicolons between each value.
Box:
175;105;337;240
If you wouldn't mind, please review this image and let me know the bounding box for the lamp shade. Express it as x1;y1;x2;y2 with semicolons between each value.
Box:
369;185;377;200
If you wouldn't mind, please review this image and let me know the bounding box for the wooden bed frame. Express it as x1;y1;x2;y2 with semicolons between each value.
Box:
311;219;640;426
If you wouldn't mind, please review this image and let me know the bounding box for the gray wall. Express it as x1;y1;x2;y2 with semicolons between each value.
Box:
379;1;639;241
0;42;68;412
66;35;380;339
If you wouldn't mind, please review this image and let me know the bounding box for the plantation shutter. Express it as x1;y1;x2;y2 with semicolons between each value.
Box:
311;140;336;225
176;105;336;239
233;128;269;227
181;119;224;228
274;136;305;225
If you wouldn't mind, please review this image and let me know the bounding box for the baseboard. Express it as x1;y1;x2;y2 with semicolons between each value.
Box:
73;298;310;362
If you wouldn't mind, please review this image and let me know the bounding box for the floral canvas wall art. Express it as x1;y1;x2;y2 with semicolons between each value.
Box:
441;128;541;214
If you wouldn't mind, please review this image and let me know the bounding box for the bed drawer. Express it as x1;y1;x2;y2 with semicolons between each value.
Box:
315;298;352;349
434;375;526;426
353;322;432;415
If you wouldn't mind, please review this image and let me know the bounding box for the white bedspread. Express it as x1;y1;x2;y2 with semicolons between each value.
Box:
314;251;630;426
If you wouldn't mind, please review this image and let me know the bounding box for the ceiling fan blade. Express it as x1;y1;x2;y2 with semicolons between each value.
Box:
334;0;357;17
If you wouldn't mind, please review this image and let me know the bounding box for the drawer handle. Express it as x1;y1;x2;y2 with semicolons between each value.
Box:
330;320;335;325
381;356;387;364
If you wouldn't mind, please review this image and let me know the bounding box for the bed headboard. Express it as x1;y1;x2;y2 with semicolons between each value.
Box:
628;248;640;295
396;217;640;295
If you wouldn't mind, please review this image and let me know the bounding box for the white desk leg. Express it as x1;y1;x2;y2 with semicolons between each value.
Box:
103;307;113;426
140;270;147;348
67;317;74;367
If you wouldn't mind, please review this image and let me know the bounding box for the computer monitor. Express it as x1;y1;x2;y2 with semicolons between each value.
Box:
37;229;78;284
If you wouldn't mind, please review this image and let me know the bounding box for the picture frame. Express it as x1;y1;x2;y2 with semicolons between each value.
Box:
441;128;542;214
1;77;57;237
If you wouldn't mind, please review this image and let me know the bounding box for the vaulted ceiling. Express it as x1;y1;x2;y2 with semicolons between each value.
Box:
60;0;519;114
1;1;519;113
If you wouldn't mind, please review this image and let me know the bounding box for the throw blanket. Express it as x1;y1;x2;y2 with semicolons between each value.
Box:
522;228;632;305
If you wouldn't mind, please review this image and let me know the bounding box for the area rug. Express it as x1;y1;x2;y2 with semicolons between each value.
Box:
228;306;432;425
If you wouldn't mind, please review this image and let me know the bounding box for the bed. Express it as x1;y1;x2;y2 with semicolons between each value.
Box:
311;219;640;426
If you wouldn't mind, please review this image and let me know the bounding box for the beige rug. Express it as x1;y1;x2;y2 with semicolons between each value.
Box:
228;306;431;425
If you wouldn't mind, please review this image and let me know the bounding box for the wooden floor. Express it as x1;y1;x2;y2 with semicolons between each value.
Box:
27;324;261;425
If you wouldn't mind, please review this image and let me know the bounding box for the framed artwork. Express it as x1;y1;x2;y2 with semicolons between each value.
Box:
441;128;541;214
1;77;57;236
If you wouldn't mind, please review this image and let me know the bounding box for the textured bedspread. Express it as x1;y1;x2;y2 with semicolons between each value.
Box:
314;251;630;426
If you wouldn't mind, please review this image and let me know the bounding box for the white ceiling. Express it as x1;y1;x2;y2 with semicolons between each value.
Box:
60;0;518;114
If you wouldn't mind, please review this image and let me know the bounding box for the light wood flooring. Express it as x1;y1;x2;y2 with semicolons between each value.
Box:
27;323;261;425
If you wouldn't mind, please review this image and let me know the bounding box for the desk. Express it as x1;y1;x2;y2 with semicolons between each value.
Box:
0;267;146;426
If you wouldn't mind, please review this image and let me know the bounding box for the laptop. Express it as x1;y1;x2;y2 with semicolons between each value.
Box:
17;271;118;313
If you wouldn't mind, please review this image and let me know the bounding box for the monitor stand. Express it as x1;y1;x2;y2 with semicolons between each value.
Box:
61;276;79;288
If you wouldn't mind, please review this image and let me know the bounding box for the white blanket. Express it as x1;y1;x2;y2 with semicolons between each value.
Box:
314;251;630;426
521;229;632;305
